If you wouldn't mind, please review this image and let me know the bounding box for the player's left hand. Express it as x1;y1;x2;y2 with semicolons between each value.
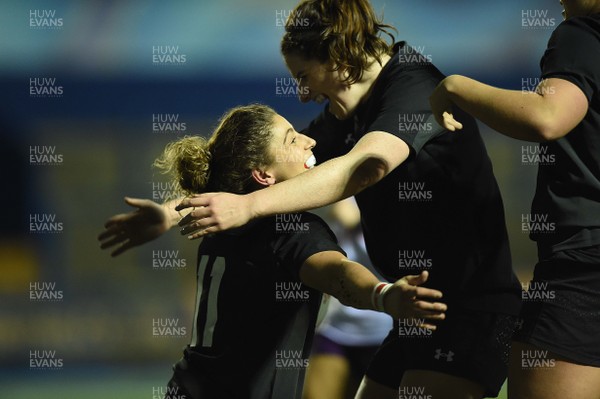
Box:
384;271;447;330
430;78;464;132
176;192;254;239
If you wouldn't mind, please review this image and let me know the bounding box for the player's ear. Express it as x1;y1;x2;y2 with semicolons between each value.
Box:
333;63;352;88
251;168;277;187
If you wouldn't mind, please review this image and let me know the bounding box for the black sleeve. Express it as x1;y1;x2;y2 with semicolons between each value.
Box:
302;106;355;162
541;17;600;102
366;63;448;155
273;213;346;279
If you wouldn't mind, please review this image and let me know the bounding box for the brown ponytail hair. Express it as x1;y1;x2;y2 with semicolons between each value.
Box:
280;0;396;84
154;104;277;196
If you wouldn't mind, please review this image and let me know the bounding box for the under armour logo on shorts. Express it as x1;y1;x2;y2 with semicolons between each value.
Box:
514;318;524;331
434;349;454;362
345;133;356;146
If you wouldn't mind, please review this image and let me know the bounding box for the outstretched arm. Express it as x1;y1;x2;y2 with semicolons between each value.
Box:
429;75;588;141
299;251;446;329
177;131;410;238
98;197;188;256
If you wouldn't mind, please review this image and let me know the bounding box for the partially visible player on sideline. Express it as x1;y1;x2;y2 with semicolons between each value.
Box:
99;104;446;399
430;1;600;397
171;1;522;397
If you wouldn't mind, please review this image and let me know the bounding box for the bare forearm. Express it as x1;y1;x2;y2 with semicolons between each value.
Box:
330;259;381;310
300;253;380;311
247;130;412;218
249;152;383;217
443;75;553;142
301;252;446;324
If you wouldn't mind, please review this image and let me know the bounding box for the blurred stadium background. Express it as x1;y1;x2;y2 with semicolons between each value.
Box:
0;0;562;397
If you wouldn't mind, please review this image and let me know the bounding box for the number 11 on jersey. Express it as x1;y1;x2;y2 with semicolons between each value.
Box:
190;256;226;348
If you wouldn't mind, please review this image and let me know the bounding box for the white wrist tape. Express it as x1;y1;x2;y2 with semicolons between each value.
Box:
371;282;393;312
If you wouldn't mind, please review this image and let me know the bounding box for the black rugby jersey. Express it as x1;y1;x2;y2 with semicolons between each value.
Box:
532;14;600;258
187;212;343;399
304;42;521;315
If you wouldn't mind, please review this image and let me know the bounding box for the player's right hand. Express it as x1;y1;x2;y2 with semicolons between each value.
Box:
98;197;171;257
